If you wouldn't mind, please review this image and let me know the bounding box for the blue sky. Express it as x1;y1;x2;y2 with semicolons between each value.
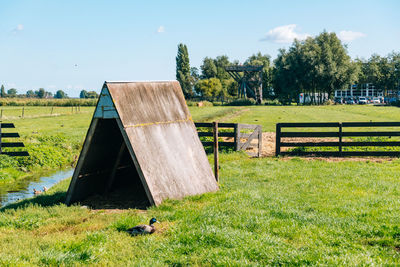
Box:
1;0;399;97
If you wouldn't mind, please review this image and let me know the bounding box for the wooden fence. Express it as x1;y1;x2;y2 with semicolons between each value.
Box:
195;122;262;157
276;122;400;157
0;122;29;156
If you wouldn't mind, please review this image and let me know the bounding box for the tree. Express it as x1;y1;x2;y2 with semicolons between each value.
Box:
194;78;222;99
54;90;67;99
245;52;272;99
87;91;99;98
200;57;217;79
0;85;5;97
176;43;193;98
79;90;89;98
36;88;46;98
26;90;35;98
272;31;355;104
7;88;17;97
214;55;231;81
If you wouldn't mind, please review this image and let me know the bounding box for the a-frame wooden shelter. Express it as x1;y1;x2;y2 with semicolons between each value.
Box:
65;81;218;207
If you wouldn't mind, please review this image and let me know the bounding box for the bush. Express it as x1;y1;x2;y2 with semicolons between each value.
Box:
225;99;256;106
264;99;281;106
0;98;97;107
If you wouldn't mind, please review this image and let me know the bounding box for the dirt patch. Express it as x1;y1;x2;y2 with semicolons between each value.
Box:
244;132;396;162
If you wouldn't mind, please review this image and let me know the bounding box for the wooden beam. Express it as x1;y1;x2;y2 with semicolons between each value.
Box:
1;142;25;147
0;123;14;128
65;118;99;205
213;122;219;182
116;118;156;206
105;141;126;194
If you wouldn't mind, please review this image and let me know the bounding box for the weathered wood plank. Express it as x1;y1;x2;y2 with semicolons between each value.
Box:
0;123;15;128
1;133;20;138
201;141;235;147
280;132;339;138
342;132;400;137
197;132;235;137
1;142;25;147
195;122;235;128
278;122;340;127
2;151;29;156
280;151;400;157
240;128;260;150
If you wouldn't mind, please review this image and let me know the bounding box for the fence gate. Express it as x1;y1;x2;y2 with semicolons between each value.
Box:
0;122;29;156
195;122;262;157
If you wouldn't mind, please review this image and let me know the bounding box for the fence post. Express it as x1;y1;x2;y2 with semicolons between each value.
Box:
0;120;2;154
22;107;24;118
275;123;281;156
234;123;241;151
213;122;219;182
258;125;262;157
339;122;342;156
51;106;54;115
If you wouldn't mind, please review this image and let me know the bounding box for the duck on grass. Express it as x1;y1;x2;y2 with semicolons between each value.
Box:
126;218;157;236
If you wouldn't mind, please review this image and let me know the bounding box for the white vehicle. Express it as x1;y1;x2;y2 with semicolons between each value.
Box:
372;97;381;104
358;97;368;104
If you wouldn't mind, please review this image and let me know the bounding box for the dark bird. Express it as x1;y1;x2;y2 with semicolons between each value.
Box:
33;188;42;195
126;218;157;236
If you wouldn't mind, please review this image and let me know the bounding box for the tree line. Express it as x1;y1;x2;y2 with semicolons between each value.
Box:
0;86;99;99
176;31;400;104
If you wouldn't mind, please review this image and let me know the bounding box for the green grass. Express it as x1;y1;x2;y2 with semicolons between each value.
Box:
230;105;400;131
1;153;400;265
2;105;400;265
2;105;400;183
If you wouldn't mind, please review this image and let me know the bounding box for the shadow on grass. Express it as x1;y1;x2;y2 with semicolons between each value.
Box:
0;191;66;212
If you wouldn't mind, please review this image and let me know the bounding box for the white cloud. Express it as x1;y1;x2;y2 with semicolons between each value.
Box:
260;24;310;43
156;26;165;33
11;24;24;34
338;30;366;42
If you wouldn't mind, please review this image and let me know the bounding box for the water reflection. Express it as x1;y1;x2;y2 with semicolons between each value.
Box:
0;168;74;207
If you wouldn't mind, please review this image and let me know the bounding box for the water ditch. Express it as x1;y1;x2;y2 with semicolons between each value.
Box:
0;168;74;207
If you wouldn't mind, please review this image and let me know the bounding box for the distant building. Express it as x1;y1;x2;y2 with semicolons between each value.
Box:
335;83;384;99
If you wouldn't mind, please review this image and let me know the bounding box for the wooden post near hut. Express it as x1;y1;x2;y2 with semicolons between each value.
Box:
234;123;240;151
213;121;219;182
0;120;2;154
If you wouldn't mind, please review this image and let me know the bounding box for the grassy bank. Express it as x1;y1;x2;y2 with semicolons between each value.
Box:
1;153;400;265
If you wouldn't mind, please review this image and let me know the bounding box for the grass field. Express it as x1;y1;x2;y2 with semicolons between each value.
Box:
1;105;400;183
1;105;400;265
1;153;400;265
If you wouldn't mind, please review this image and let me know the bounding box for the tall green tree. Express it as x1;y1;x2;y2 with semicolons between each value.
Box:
7;88;17;97
80;90;88;98
54;90;67;99
200;57;217;79
176;43;192;98
0;85;6;97
26;90;35;98
36;88;46;98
